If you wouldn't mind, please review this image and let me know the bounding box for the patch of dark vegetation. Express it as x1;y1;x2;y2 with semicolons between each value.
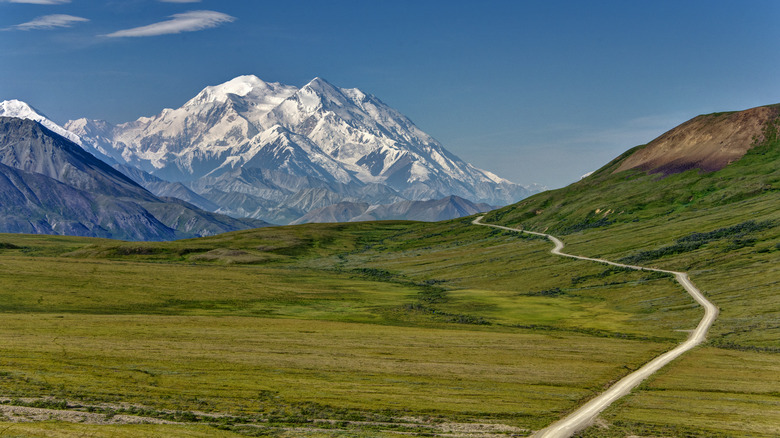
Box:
417;284;448;304
725;238;757;250
506;323;672;342
266;238;315;257
520;231;550;241
618;241;705;265
571;265;641;285
677;220;775;245
351;267;394;281
0;242;21;250
175;247;215;256
563;217;614;234
484;206;511;223
479;224;550;242
403;303;491;325
107;245;169;256
523;287;566;297
619;220;776;264
349;267;449;304
642;270;675;280
709;340;780;354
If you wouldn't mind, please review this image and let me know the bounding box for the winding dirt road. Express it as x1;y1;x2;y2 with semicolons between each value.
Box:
472;216;718;438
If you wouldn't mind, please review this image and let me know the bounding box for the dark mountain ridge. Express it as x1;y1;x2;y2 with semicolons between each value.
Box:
0;117;266;240
0;117;147;199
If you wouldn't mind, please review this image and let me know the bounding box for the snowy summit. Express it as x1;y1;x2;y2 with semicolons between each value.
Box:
0;99;82;146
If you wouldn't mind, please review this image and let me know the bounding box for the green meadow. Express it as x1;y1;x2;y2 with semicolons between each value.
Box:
0;194;776;436
0;116;777;437
0;216;696;436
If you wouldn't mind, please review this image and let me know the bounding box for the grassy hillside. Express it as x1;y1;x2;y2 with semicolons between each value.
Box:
480;111;780;437
486;112;779;234
484;111;780;350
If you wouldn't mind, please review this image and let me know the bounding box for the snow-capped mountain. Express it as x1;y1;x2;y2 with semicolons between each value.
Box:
66;75;539;223
1;99;82;145
67;76;303;181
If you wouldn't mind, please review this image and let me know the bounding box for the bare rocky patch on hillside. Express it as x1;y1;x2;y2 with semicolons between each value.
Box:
615;104;780;175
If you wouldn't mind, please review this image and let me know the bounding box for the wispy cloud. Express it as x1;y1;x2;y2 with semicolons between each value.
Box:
6;14;88;30
104;10;234;38
1;0;71;4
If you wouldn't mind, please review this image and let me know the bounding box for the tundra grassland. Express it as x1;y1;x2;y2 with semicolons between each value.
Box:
0;217;696;436
483;118;780;436
1;118;776;437
566;199;780;438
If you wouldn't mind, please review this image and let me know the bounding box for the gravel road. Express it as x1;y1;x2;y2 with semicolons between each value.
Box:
472;216;718;438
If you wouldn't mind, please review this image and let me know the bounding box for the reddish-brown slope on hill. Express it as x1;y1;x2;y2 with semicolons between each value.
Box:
615;104;780;175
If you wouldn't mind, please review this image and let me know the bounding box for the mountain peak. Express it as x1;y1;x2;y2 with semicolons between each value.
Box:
0;99;82;145
186;75;296;107
1;99;38;115
301;77;346;97
217;74;269;95
295;77;353;111
305;76;330;87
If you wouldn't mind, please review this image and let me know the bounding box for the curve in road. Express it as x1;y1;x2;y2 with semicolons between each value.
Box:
472;216;718;438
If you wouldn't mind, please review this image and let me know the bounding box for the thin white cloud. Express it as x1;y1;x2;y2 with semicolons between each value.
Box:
104;10;234;38
2;0;70;4
7;14;88;30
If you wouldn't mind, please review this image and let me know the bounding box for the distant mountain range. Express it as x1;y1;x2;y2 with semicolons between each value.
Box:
1;88;776;242
0;116;265;240
64;76;540;224
0;76;540;238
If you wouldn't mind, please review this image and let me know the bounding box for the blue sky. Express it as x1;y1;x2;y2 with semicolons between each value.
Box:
1;0;779;188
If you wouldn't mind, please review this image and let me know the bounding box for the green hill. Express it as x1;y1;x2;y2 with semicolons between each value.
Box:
486;104;779;234
481;105;780;437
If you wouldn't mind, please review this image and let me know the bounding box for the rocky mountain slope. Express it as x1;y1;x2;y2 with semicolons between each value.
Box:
0;117;266;240
615;104;780;175
66;75;538;223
